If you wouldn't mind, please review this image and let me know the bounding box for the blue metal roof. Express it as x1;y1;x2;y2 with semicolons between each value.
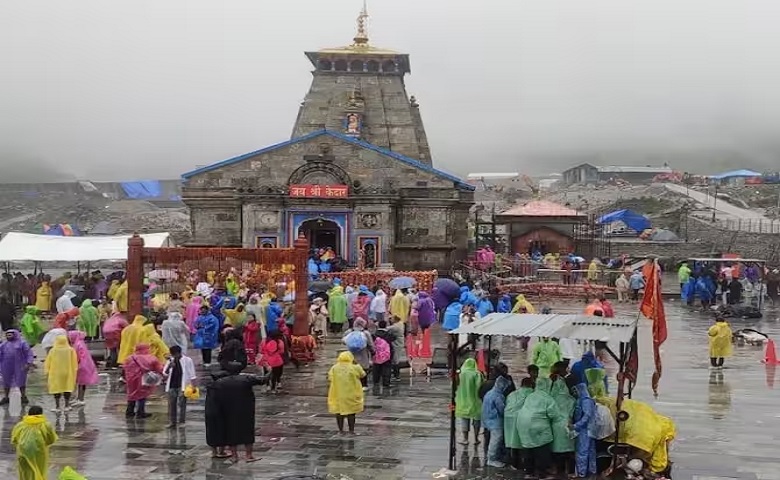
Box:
181;129;474;191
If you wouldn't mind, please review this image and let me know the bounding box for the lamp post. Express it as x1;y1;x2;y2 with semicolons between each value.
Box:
711;182;718;223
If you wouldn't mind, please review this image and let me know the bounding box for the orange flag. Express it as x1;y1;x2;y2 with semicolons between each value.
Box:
640;260;668;395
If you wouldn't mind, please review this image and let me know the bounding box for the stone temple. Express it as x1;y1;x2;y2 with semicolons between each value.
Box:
181;6;474;271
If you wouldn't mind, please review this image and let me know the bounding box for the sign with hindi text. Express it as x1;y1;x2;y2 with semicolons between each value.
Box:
289;184;349;198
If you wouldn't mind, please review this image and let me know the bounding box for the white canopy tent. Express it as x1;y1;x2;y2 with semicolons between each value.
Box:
450;313;638;343
0;232;174;262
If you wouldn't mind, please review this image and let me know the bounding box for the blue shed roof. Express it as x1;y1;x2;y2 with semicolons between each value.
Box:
181;129;474;191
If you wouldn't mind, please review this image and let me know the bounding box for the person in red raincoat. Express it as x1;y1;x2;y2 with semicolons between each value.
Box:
102;313;128;369
242;313;261;364
54;307;79;330
122;343;163;419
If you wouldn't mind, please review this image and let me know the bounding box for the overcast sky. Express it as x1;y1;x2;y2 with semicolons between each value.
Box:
3;0;780;182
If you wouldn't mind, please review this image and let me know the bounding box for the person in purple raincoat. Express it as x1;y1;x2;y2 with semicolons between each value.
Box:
0;330;35;406
415;292;436;331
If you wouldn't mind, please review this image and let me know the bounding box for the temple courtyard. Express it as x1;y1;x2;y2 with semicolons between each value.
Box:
1;300;780;480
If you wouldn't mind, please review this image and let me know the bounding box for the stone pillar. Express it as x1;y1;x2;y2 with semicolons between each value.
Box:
292;234;310;337
127;234;145;319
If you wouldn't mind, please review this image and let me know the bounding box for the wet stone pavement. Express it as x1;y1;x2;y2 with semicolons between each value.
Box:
2;300;780;479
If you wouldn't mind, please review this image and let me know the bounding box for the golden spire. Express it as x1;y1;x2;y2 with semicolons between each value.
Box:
352;0;369;47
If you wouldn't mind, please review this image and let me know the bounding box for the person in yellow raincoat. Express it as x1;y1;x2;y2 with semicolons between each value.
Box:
11;405;58;480
587;259;600;283
113;280;129;313
511;294;536;314
106;280;120;301
118;315;148;364
708;317;733;368
327;351;366;434
142;324;170;363
44;336;78;411
389;289;411;323
223;303;248;328
34;280;52;313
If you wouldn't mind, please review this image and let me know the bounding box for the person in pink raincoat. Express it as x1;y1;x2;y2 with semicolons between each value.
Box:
67;330;99;406
185;296;203;333
123;343;163;419
102;312;128;369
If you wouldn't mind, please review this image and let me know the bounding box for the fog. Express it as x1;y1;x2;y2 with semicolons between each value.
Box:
2;0;780;181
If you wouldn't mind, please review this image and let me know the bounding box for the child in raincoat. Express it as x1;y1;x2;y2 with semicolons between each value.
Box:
44;336;78;412
455;358;483;446
67;331;99;406
11;405;58;480
481;375;512;468
708;317;733;368
327;351;366;434
20;306;45;347
77;299;100;340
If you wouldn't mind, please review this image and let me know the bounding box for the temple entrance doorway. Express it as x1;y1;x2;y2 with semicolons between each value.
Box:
300;218;341;255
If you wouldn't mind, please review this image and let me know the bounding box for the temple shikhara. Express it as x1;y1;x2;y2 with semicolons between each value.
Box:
181;4;474;271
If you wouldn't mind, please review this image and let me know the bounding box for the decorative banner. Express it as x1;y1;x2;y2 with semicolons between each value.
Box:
289;184;349;198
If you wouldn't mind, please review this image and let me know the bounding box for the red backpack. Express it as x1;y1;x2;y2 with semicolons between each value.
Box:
373;337;391;364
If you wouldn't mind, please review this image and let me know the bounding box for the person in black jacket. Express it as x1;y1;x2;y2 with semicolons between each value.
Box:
0;296;16;332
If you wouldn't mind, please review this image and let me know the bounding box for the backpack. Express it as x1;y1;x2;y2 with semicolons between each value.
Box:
373;337;391;364
345;330;367;353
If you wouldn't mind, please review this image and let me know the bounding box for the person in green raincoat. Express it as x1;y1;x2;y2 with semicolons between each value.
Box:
77;299;100;340
455;358;483;446
549;363;576;472
531;338;562;377
11;405;58;480
328;286;348;335
20;306;45;347
585;368;607;399
517;377;565;478
504;377;534;469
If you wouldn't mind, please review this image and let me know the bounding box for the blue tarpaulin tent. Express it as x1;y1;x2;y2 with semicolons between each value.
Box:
121;181;162;199
597;209;651;232
709;169;762;180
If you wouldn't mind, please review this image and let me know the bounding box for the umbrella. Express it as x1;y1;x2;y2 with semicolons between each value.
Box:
389;276;416;290
309;280;333;293
432;278;460;310
148;269;178;281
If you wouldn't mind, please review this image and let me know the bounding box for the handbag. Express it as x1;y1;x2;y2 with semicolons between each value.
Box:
133;357;163;387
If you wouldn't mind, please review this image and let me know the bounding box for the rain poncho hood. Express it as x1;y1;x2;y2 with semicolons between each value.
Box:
476;297;494;317
516;377;563;449
20;306;45;346
44;336;78;394
504;386;533;448
442;301;463;331
328;287;348;325
327;351;366;416
223;303;247;327
77;299;100;338
481;375;510;431
455;358;483;420
118;315;148;364
459;286;477;307
11;414;58;480
585;367;608;398
55;291;76;314
511;294;536;313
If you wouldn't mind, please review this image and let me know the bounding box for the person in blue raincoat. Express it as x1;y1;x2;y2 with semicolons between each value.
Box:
265;302;283;336
481;375;511;468
194;305;220;366
442;301;463;331
476;294;494;317
681;276;697;306
459;286;477;307
497;294;512;313
696;276;714;309
308;257;320;280
570;351;604;386
209;291;227;328
572;383;597;478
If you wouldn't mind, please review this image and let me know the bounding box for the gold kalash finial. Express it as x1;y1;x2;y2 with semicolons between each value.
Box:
352;1;370;47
